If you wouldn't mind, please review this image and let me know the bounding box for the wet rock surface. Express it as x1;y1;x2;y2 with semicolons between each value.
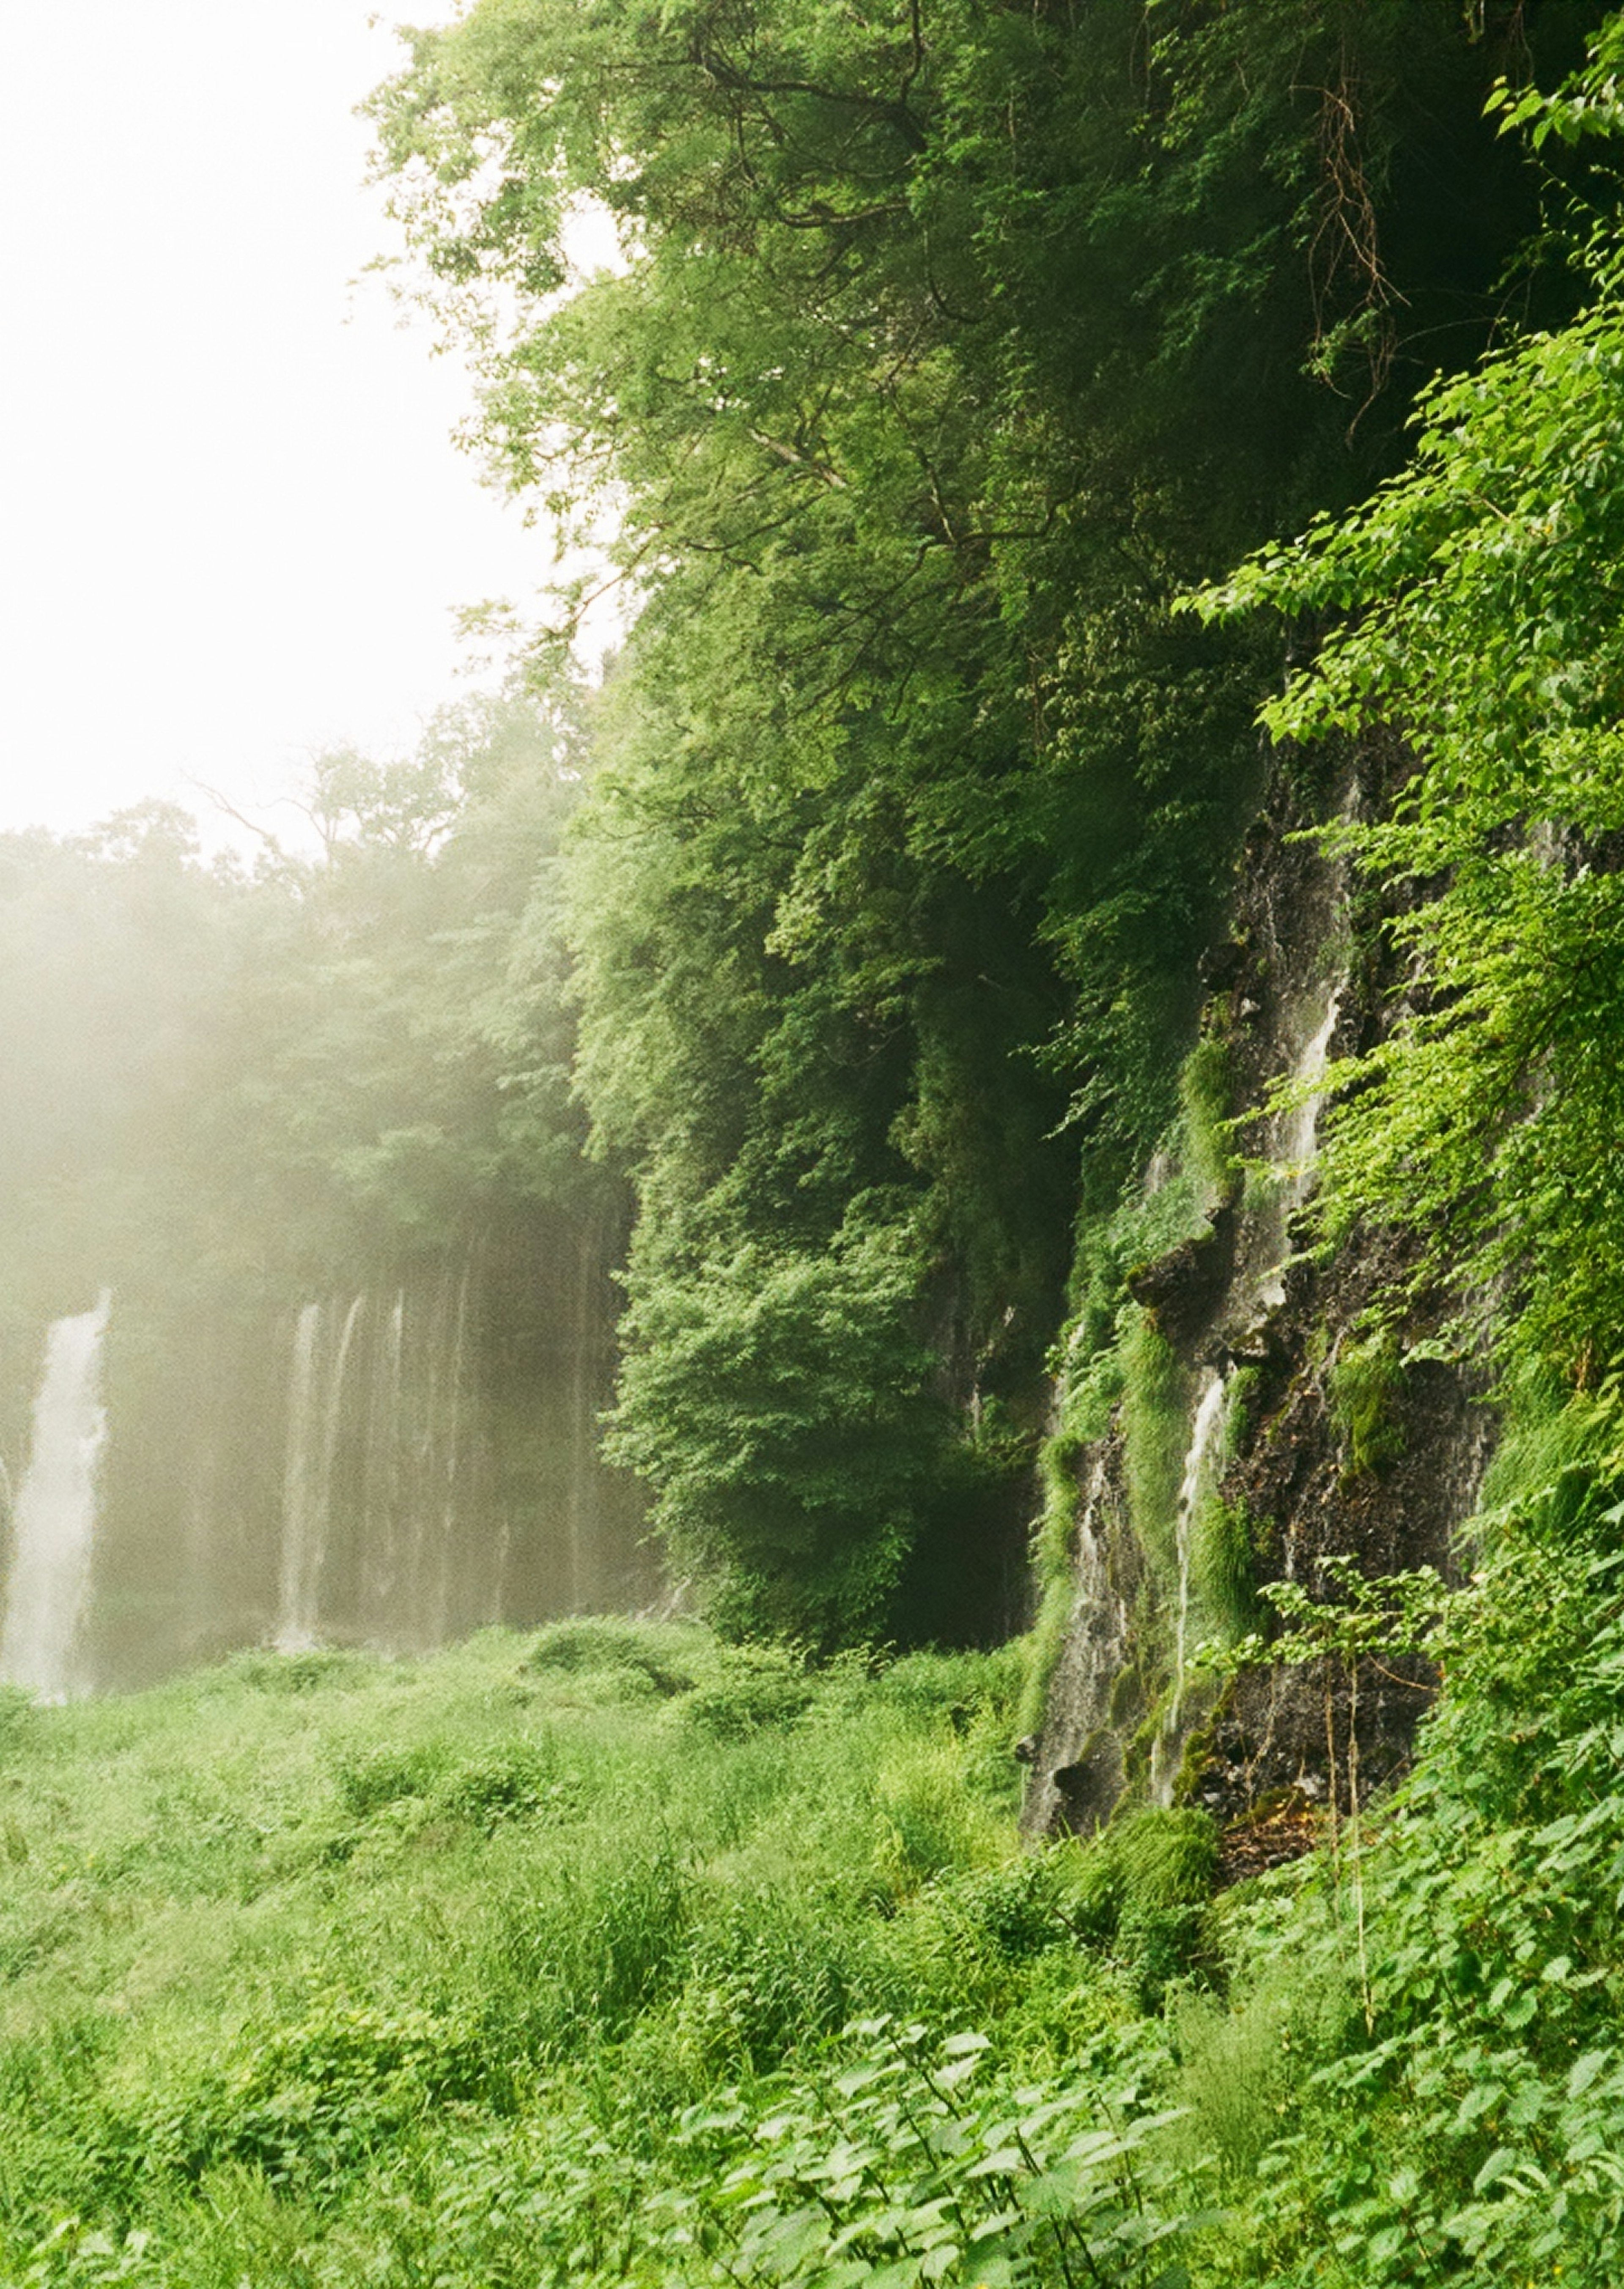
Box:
1026;745;1495;1836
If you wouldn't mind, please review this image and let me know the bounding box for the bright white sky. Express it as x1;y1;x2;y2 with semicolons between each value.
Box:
0;0;568;851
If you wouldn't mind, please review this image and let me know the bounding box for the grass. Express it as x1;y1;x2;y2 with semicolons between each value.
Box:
0;1621;1231;2286
9;1578;1593;2287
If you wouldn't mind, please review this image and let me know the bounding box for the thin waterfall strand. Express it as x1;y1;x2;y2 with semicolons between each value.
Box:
1259;983;1343;1311
0;1293;112;1700
275;1302;324;1651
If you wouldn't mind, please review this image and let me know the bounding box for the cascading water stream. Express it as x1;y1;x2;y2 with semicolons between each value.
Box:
1149;1367;1229;1804
430;1262;472;1645
274;1263;489;1653
1149;976;1347;1797
1170;1371;1227;1715
276;1302;324;1652
0;1293;112;1701
1258;983;1343;1312
359;1290;406;1632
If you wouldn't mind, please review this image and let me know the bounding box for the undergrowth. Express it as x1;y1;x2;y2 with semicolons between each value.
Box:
0;1622;1220;2286
13;1420;1624;2289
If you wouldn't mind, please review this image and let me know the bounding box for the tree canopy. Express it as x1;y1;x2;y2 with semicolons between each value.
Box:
365;0;1592;1639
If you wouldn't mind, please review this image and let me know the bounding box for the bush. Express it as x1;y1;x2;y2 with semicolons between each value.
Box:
606;1215;948;1648
521;1619;697;1699
680;1645;813;1739
333;1742;443;1818
437;1740;573;1832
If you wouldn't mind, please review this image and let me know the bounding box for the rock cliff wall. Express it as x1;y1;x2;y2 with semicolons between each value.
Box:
1024;747;1495;1844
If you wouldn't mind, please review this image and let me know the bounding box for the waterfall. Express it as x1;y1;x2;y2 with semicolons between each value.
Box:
0;1293;112;1700
359;1290;406;1635
568;1221;595;1609
275;1302;325;1651
1170;1370;1227;1711
274;1265;482;1654
1258;983;1343;1312
431;1261;472;1644
11;1219;656;1687
1150;1367;1229;1804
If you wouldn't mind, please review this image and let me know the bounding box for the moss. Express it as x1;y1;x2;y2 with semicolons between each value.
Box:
1025;1033;1241;1772
1108;1646;1153;1734
1059;1033;1241;1382
1191;1499;1259;1645
1018;1400;1119;1738
1222;1365;1260;1447
1016;1569;1076;1743
1328;1331;1407;1481
1122;1313;1193;1588
1179;1036;1241;1208
1171;1715;1218;1807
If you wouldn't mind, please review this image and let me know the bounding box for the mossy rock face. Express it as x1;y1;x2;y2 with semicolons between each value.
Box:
1125;1213;1237;1350
1051;1730;1125;1833
1328;1333;1407;1482
1170;1713;1219;1811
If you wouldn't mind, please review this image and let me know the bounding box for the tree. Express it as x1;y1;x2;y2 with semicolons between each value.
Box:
369;0;1586;1636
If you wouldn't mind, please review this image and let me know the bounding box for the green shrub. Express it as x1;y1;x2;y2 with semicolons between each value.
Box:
436;1740;573;1832
680;1644;813;1738
669;1891;870;2074
0;1684;35;1753
1112;1808;1218;1916
521;1619;697;1698
91;2004;483;2204
480;1844;691;2054
653;2017;1196;2289
934;1852;1073;1962
222;1647;380;1695
606;1215;946;1648
333;1741;443;1818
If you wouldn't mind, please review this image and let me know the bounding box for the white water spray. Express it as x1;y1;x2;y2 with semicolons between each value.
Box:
1170;1369;1227;1715
0;1293;112;1700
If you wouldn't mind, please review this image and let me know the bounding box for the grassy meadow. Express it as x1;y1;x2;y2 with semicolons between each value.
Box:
0;1622;1269;2288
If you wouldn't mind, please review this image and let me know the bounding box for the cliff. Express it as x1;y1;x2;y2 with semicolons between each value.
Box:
1023;747;1496;1846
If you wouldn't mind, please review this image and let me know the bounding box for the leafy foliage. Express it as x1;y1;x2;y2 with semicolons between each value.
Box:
366;0;1558;1637
1194;22;1624;1382
1212;1431;1624;2284
656;2020;1194;2289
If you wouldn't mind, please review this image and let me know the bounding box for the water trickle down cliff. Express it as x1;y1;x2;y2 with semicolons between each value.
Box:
1024;754;1496;1839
